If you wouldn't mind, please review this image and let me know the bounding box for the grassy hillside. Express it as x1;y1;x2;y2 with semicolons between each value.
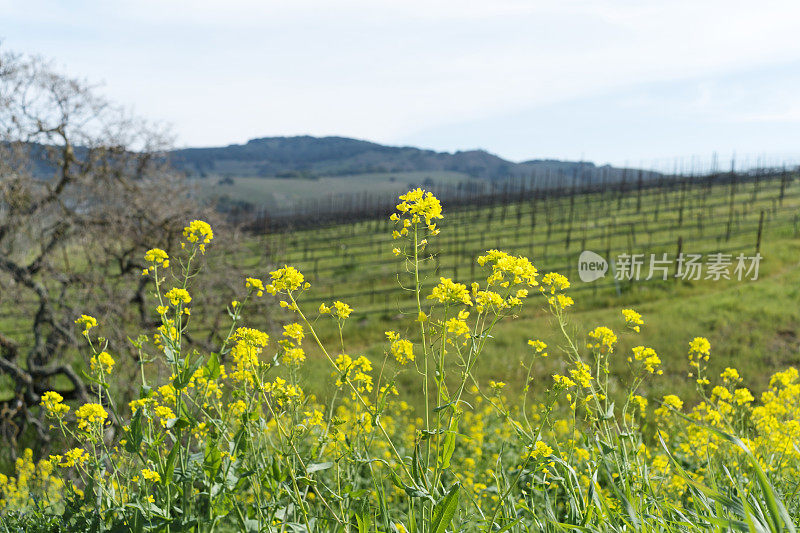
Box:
3;171;800;531
245;171;800;407
196;171;475;211
2;171;798;409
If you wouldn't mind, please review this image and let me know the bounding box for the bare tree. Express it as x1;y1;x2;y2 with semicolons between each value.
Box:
0;48;200;452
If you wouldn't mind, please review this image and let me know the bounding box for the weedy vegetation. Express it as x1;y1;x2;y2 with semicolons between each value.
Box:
0;189;798;532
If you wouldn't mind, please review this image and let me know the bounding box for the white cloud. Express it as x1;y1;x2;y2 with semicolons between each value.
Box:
1;0;799;160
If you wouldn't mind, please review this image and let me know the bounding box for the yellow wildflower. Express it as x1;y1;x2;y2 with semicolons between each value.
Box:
40;391;69;418
622;309;644;332
246;277;265;297
540;272;570;294
528;339;548;356
267;266;305;293
283;323;304;342
526;440;553;461
428;278;472;306
141;468;161;483
333;301;353;319
55;448;89;468
165;288;191;306
587;326;617;355
89;351;115;375
183;219;214;247
75;403;108;432
75;314;97;336
570;361;593;388
144;248;169;268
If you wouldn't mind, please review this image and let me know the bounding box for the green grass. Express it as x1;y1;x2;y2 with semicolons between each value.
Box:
243;173;800;409
2;172;799;410
195;171;475;211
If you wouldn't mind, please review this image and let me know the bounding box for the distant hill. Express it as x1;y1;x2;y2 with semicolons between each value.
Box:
169;136;634;181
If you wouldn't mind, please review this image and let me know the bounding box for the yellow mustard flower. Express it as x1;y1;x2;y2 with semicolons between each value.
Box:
75;314;97;336
40;391;70;418
75;403;108;432
89;351;115;375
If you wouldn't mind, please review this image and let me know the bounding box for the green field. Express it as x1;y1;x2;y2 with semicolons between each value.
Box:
195;171;476;211
239;172;800;406
2;172;799;407
4;172;800;530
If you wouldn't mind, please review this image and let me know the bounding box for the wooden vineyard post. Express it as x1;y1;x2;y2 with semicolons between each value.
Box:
779;167;787;206
674;236;683;282
678;180;687;227
470;253;476;281
756;210;765;253
726;172;736;241
636;169;643;213
617;169;627;210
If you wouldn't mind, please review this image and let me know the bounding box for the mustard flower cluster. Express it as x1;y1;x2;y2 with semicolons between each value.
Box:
539;272;573;310
527;339;548;357
267;266;307;293
688;336;712;384
74;314;97;336
525;440;553;461
334;354;373;396
183;219;214;253
279;323;306;366
40;391;70;418
74;403;108;433
230;327;269;384
319;300;353;319
622;308;644;332
444;310;471;344
264;376;303;407
140;468;161;483
428;277;472;306
569;361;594;388
89;351;115;375
245;277;265;297
143;248;169;276
165;287;191;306
586;326;618;355
53;448;89;469
477;249;539;288
390;188;443;238
630;345;662;374
386;331;414;365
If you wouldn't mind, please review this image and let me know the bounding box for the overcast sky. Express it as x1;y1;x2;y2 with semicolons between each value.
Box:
2;0;799;167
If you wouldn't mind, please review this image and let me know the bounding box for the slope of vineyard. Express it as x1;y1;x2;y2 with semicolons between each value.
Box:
1;170;798;405
248;170;800;404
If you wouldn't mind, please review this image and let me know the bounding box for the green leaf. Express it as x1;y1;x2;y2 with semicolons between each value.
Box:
307;462;334;474
430;482;460;533
205;352;221;380
173;356;203;390
355;511;372;533
164;440;180;484
166;417;191;431
438;414;460;470
79;369;108;388
601;402;615;420
204;444;222;480
125;409;143;454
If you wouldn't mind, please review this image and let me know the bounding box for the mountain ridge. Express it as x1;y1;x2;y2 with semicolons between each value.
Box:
169;135;612;180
